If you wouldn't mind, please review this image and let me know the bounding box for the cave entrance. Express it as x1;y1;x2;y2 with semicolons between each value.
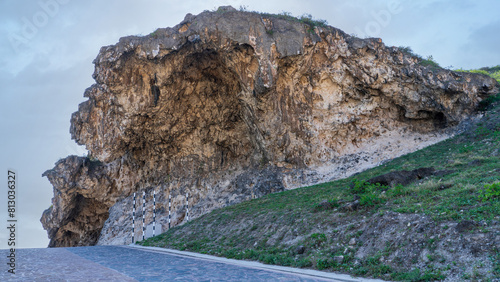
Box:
433;112;447;129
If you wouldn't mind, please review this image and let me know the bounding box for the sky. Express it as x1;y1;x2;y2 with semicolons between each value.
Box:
0;0;499;249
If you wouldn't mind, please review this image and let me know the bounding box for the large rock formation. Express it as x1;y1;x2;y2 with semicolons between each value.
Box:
41;6;498;247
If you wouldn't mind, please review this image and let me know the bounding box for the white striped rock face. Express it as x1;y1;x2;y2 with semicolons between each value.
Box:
41;6;498;247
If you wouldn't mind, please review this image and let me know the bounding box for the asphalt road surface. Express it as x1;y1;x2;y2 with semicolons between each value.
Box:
1;245;385;281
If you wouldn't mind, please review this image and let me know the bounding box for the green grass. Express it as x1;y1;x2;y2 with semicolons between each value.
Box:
390;267;446;282
456;65;500;83
397;48;500;80
140;98;500;280
419;55;441;70
398;46;443;70
493;247;500;277
479;182;500;201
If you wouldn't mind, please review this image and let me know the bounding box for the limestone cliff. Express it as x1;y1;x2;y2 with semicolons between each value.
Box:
41;6;498;247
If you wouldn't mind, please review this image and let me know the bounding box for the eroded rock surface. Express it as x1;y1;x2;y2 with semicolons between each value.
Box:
41;6;498;247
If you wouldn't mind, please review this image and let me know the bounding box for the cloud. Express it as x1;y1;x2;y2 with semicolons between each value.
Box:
459;20;500;68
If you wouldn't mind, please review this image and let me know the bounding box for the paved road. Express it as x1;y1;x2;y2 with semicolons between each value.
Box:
1;245;384;281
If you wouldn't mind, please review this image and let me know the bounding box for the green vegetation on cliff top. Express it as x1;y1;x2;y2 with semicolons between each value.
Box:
400;46;500;81
456;66;500;84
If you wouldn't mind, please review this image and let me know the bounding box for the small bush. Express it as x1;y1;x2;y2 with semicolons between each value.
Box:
299;13;327;32
351;180;386;194
398;46;422;60
479;182;500;201
478;93;500;111
351;180;385;194
296;258;313;268
309;233;327;247
316;258;336;270
491;70;500;83
360;192;385;207
351;180;387;207
419;55;441;69
388;184;408;197
398;46;413;55
351;180;367;194
459;145;473;154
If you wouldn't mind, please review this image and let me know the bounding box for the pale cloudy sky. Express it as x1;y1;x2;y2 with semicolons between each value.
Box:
0;0;499;249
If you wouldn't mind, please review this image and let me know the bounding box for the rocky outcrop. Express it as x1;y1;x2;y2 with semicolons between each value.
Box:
41;6;498;247
365;167;454;188
41;156;111;247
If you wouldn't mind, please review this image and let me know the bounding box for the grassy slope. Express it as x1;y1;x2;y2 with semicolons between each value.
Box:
140;96;500;281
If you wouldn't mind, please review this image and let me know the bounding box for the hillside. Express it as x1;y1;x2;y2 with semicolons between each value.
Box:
141;94;500;281
41;6;498;250
457;66;500;84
